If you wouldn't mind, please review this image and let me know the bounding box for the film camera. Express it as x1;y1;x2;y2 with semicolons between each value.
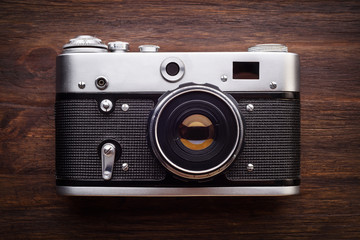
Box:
56;36;300;196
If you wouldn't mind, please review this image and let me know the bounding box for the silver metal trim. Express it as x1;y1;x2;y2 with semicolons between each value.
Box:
62;47;108;53
57;186;300;196
101;143;116;180
149;85;244;180
160;57;185;82
56;52;300;93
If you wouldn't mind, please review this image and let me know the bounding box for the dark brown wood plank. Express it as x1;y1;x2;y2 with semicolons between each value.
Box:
1;0;360;239
0;174;359;239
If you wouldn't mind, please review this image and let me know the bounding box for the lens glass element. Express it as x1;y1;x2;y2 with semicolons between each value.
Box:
178;114;214;151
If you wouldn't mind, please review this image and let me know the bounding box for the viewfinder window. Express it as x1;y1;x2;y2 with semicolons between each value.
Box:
233;62;259;79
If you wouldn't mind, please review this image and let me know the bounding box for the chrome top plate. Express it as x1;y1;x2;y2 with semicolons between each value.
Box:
56;51;299;93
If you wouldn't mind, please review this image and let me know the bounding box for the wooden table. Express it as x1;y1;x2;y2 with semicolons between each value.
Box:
1;1;359;239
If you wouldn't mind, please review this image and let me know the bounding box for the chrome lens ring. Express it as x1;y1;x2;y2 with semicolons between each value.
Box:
160;57;185;82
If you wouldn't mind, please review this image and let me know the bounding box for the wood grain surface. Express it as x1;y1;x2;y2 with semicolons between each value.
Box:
1;0;360;239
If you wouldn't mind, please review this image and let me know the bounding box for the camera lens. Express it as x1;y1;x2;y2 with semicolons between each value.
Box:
149;84;244;180
178;114;214;151
165;62;180;76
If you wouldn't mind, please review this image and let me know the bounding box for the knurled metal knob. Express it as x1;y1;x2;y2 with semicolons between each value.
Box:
248;44;288;52
108;41;129;52
139;45;160;52
63;35;108;49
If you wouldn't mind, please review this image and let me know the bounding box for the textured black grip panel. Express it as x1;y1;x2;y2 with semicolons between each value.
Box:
56;98;166;181
226;99;300;180
56;97;300;182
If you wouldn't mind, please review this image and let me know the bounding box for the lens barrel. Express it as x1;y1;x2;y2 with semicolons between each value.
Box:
149;84;244;180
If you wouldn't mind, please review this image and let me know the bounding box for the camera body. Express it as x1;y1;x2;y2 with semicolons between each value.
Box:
56;36;300;196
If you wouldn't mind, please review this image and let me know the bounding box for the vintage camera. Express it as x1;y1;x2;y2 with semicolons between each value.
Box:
55;35;300;196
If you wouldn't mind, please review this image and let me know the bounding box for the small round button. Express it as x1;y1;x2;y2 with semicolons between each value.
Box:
139;45;160;52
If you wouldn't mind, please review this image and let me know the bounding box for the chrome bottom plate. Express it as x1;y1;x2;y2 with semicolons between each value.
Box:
57;186;299;197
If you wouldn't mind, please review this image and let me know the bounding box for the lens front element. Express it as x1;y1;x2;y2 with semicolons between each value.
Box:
179;114;214;151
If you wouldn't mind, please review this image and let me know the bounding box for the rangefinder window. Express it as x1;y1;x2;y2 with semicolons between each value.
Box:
233;62;259;79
